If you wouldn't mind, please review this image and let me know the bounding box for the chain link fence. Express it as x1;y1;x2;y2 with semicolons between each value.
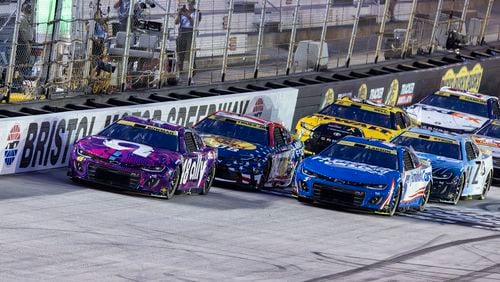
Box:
0;0;499;103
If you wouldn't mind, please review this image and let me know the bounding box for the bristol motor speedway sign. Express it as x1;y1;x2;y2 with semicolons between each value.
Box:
0;88;298;175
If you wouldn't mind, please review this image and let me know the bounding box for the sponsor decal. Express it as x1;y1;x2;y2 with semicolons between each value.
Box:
103;139;154;158
397;82;415;106
311;156;393;175
358;84;368;100
440;63;483;92
320;88;335;109
203;136;257;151
385;79;399;106
337;140;397;155
369;87;385;103
180;155;208;186
0;89;298;175
3;124;21;166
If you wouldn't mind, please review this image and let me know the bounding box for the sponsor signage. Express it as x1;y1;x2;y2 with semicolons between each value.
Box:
0;88;298;175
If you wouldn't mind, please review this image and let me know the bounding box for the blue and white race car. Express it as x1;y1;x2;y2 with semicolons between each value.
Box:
392;128;493;204
473;120;500;181
405;87;499;134
294;136;432;216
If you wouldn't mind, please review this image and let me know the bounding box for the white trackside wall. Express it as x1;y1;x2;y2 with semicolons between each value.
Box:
0;89;298;175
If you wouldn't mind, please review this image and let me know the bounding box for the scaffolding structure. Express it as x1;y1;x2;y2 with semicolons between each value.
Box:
0;0;498;103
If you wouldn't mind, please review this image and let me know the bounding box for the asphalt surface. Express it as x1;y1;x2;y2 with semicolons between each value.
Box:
1;169;500;281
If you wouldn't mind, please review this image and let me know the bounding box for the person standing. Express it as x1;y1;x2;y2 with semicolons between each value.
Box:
114;0;131;32
14;1;34;91
175;0;201;75
388;0;397;22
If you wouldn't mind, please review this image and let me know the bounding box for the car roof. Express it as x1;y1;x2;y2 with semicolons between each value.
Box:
334;97;403;114
439;87;497;102
121;115;184;132
342;136;400;152
406;127;465;143
212;111;273;127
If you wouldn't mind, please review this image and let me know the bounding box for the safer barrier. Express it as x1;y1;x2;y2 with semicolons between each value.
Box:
0;88;298;175
1;45;500;175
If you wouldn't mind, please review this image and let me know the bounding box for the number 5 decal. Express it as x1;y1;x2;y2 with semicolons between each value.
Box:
103;139;154;157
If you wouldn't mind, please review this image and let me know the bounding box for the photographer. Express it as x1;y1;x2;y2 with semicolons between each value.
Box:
175;0;201;76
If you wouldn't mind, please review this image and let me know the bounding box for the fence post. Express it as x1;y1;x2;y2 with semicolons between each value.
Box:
314;0;333;71
120;0;136;92
374;0;390;63
345;0;362;68
221;0;235;82
478;0;494;45
44;0;64;98
254;0;267;79
158;0;172;88
428;0;444;54
285;0;300;76
187;0;201;85
4;0;23;103
459;0;470;33
402;0;418;58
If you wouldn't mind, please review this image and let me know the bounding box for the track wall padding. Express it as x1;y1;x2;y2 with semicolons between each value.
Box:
291;56;500;127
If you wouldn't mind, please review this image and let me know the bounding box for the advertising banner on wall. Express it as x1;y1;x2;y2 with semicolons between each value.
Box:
0;88;298;175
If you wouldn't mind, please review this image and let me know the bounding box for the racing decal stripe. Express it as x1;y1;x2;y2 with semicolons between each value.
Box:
336;100;391;115
401;132;459;144
209;115;267;130
380;179;395;209
117;120;178;135
401;186;427;202
338;140;397;155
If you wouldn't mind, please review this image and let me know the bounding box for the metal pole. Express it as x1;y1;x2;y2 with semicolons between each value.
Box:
120;0;136;92
187;0;201;85
402;0;418;58
221;0;235;82
345;0;362;68
285;0;300;75
44;0;64;98
315;0;333;71
158;0;172;88
459;0;470;33
4;0;23;103
478;0;494;45
429;0;444;54
254;0;267;78
374;0;390;63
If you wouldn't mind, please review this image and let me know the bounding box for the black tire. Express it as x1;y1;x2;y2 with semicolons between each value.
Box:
452;174;465;205
164;167;180;199
419;183;431;212
479;172;492;200
297;196;314;204
388;185;402;216
199;166;215;195
257;159;272;189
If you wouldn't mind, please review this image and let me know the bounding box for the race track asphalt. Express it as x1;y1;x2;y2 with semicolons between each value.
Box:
1;168;499;281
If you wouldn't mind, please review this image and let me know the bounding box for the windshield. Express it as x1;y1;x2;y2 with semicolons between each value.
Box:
392;134;461;160
320;104;394;129
421;94;489;118
321;140;398;170
477;123;500;138
98;122;178;152
194;117;269;146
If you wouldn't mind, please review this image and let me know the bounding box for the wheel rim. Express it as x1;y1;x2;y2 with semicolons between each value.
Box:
421;184;430;209
482;173;492;197
204;169;214;193
454;176;465;204
169;169;180;195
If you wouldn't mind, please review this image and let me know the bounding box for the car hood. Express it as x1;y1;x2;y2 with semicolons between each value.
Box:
301;114;396;140
303;155;399;185
406;104;488;132
77;136;180;167
414;152;463;170
201;134;272;160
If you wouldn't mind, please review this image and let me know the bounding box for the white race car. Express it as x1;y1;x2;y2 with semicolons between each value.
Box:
473;120;500;182
406;87;499;134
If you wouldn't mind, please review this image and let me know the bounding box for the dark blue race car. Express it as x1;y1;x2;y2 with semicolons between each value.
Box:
294;136;432;216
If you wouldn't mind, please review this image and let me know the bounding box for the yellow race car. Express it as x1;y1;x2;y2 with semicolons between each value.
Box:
295;97;416;155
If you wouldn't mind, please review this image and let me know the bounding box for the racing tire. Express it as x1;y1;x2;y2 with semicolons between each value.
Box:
164;167;181;200
257;159;272;190
479;172;492;200
452;174;465;205
199;166;215;195
388;185;402;217
418;183;431;212
297;196;314;204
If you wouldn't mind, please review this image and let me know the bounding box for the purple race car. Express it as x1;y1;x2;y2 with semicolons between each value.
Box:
68;116;217;199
